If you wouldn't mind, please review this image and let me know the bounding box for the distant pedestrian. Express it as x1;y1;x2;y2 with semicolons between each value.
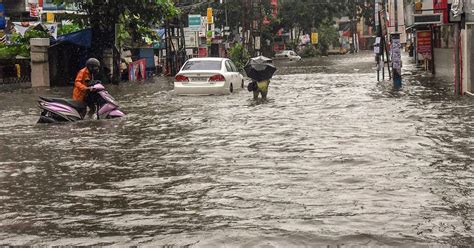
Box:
408;43;414;57
250;79;270;100
244;56;276;101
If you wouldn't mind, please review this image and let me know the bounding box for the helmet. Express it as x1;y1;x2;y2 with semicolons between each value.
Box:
86;58;100;68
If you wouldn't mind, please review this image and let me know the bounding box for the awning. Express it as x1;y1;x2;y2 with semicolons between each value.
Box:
406;23;431;31
53;28;92;47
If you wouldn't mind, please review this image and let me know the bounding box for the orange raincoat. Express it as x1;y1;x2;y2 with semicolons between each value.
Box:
72;67;91;101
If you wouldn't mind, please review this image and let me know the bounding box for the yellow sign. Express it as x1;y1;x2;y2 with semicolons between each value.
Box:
415;1;423;13
311;32;319;44
46;12;55;23
207;8;213;24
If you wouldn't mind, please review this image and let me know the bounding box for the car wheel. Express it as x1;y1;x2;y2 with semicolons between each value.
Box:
229;83;234;93
241;80;244;89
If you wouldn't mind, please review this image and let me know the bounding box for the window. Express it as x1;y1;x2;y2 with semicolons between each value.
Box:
229;61;239;72
182;60;222;71
225;61;233;72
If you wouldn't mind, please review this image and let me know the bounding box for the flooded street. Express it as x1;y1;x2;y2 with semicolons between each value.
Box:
0;52;472;247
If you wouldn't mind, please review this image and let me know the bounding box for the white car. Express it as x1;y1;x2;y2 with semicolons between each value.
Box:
274;50;302;61
174;58;245;95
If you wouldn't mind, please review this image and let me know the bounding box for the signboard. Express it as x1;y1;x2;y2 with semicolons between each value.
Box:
374;37;381;54
198;47;207;57
416;31;432;60
207;8;213;24
183;28;198;48
255;36;261;50
128;59;147;81
188;14;201;31
46;12;55;23
29;3;39;17
311;32;319;44
413;14;442;25
0;4;5;29
448;4;462;22
391;34;401;70
45;23;58;39
199;17;207;37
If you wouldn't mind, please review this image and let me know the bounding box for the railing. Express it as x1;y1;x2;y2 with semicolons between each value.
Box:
0;58;31;84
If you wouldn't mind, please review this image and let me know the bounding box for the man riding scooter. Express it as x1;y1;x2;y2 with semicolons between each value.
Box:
72;58;101;118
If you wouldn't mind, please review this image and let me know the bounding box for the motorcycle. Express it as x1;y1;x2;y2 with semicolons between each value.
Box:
37;80;125;123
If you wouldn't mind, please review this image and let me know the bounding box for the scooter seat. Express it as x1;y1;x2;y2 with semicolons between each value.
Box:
39;97;86;111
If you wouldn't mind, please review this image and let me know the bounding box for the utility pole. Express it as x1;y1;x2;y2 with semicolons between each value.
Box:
350;0;356;54
224;0;228;29
394;0;398;32
454;22;461;95
391;0;402;88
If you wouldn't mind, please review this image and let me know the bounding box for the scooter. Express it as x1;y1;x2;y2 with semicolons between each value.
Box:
37;81;125;123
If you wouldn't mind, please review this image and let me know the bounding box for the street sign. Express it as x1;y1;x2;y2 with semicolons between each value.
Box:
255;36;261;50
183;27;198;48
188;14;201;31
207;8;213;24
311;32;318;45
199;17;207;37
374;37;381;54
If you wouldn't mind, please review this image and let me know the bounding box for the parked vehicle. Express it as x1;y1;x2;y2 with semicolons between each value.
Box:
37;81;125;123
174;58;245;95
274;50;302;61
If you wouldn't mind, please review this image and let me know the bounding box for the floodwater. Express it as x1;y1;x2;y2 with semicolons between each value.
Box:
0;52;472;247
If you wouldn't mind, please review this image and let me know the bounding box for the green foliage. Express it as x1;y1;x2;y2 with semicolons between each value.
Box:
58;23;81;35
0;43;30;59
228;43;250;71
52;0;179;48
300;45;320;58
0;45;22;59
279;0;347;34
23;30;51;41
277;0;374;48
317;23;339;56
0;29;50;59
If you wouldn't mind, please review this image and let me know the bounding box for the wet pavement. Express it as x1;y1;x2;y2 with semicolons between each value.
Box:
0;52;472;247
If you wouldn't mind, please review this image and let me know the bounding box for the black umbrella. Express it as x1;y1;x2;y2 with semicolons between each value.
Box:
250;55;273;64
244;56;277;81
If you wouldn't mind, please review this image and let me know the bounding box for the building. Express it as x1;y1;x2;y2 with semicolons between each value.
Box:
1;0;31;21
404;0;473;95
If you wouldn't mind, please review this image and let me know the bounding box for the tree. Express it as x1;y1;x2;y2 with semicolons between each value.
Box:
279;0;348;48
52;0;179;81
193;0;274;54
317;22;339;55
277;0;375;54
53;0;178;46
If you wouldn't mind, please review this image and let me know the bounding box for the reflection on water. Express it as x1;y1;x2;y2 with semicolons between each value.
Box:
0;53;472;247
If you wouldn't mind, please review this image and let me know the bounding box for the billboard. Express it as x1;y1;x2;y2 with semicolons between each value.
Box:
416;31;432;60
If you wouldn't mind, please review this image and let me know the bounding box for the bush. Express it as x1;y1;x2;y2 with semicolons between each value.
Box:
317;23;339;56
228;43;250;71
58;24;82;36
0;45;20;59
0;29;50;59
300;45;320;58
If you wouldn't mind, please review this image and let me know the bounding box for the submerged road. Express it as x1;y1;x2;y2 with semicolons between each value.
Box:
0;52;472;247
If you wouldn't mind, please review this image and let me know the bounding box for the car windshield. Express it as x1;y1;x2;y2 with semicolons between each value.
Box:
182;60;222;71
